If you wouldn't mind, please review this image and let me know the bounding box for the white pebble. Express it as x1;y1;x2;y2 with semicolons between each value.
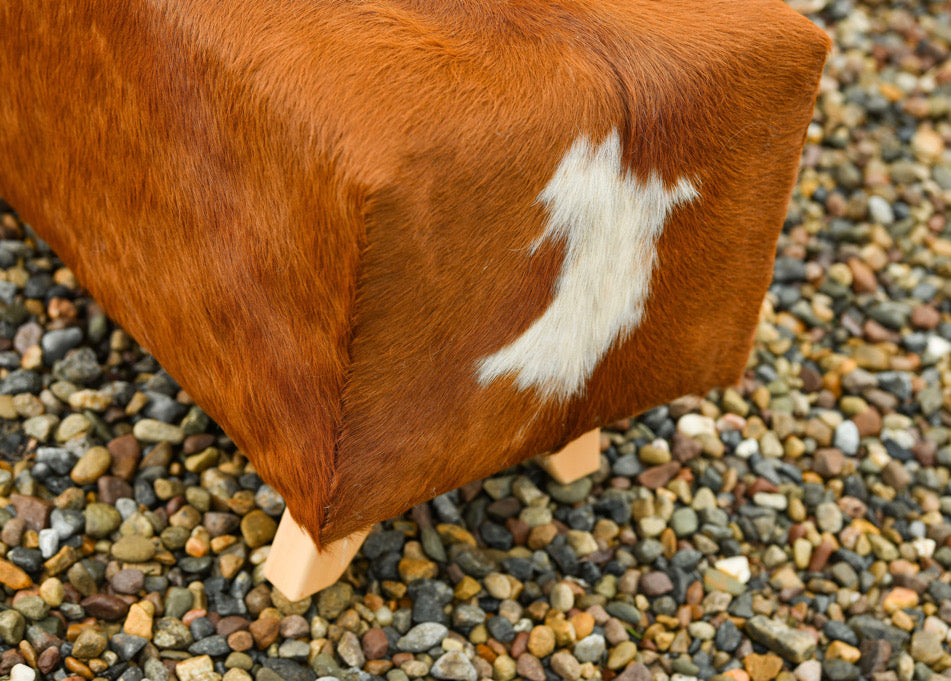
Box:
714;556;751;584
38;528;59;559
753;492;788;511
115;497;138;519
912;538;936;560
794;659;822;681
677;414;716;438
833;421;860;456
867;195;894;224
926;335;951;360
735;438;759;458
11;665;37;681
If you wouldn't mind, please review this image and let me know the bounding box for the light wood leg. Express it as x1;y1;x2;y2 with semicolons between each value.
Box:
263;511;369;600
539;428;601;484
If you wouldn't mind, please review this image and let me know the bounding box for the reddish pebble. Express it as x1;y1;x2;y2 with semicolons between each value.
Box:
217;616;250;637
107;434;141;480
391;652;414;666
362;627;389;660
182;609;207;626
808;540;835;572
636;462;681;490
227;630;253;652
511;631;529;658
38;646;62;674
517;653;546;681
852;409;882;437
911;305;940;330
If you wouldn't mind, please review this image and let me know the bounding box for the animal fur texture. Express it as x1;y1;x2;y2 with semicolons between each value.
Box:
0;0;830;546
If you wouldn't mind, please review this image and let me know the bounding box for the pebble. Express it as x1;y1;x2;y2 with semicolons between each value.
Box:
745;616;816;663
111;535;156;562
430;651;477;681
550;651;582;681
573;634;605;663
397;622;448;652
10;665;36;681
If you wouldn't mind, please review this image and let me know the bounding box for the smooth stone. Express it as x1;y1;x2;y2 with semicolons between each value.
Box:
430;651;477;681
397;622;448;652
111;535;156;562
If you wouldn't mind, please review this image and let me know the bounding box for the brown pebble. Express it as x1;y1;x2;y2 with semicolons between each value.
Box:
517;653;546;681
911;304;940;330
0;517;26;547
248;616;280;649
640;572;674;597
808;540;836;572
203;512;240;537
859;639;891;675
38;646;61;674
278;614;309;639
511;631;529;658
140;442;173;468
863;320;899;343
227;630;253;652
813;448;845;478
506;518;530;545
107;434;141;480
636;462;681;490
80;594;130;621
0;649;26;675
685;580;704;606
97;477;133;504
848;258;878;292
183;433;215;455
110;569;144;595
365;660;393;675
882;460;912;489
10;493;53;531
671;432;702;463
852;408;882;437
391;652;414;666
217;616;250;637
362;627;389;660
799;367;823;393
748;478;778;495
244;584;271;617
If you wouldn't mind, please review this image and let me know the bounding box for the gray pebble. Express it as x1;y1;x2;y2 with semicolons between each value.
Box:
52;347;102;384
833;421;860;456
254;484;285;515
162;588;194;621
669;507;699;537
573;634;605;663
276;639;310;660
1;369;41;394
396;622;448;652
111;634;148;660
430;651;477;681
547;478;592;504
41;327;83;363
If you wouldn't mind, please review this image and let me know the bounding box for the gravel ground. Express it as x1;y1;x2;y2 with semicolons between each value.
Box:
1;2;951;681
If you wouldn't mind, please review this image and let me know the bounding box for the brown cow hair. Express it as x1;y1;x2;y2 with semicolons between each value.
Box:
0;0;829;547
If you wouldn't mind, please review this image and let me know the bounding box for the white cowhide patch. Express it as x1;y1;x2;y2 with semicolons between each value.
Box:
476;129;698;403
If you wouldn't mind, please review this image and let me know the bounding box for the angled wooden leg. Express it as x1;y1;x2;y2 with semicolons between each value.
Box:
263;511;369;600
539;428;601;484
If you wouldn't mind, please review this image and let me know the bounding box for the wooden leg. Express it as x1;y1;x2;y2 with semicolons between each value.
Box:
539;428;601;484
263;511;369;600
